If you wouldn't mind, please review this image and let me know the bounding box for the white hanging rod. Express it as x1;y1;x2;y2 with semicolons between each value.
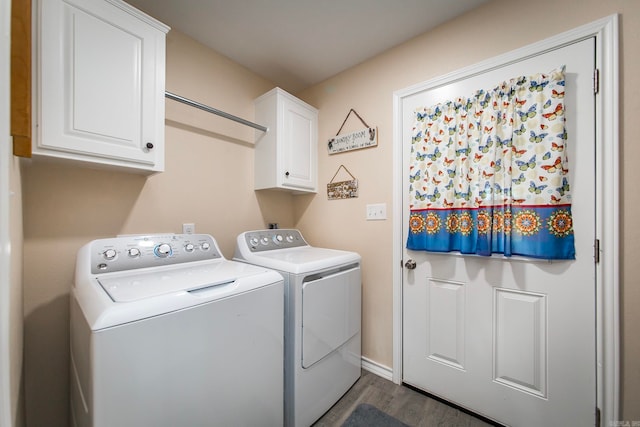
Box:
165;91;268;132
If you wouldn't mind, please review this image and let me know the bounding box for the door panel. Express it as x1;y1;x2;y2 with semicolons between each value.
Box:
302;267;361;368
494;288;547;398
402;39;596;426
282;97;316;189
426;279;465;370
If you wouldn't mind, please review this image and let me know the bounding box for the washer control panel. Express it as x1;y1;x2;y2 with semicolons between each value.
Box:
90;234;221;274
242;229;307;252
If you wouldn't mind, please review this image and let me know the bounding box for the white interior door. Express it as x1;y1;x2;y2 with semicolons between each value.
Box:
401;39;596;426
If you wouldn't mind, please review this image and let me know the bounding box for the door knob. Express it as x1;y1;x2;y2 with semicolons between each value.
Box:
404;259;417;270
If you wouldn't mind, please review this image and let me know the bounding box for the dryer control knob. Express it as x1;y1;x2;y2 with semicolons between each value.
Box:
103;249;117;260
273;234;284;244
184;243;195;252
201;242;211;251
155;243;172;257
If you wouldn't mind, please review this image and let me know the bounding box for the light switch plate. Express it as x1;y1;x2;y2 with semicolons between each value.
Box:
366;203;387;220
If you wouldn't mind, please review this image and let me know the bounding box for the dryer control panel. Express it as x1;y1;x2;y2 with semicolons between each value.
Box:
241;229;307;252
90;234;222;274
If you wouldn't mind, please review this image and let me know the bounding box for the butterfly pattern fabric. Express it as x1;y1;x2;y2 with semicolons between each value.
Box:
407;67;575;259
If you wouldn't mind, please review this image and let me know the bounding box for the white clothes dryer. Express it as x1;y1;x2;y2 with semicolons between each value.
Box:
71;233;284;427
234;229;361;427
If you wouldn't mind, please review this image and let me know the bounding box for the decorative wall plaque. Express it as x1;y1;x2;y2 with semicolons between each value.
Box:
328;127;377;154
327;165;358;200
328;109;377;154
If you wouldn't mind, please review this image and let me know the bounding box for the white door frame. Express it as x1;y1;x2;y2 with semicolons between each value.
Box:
0;0;13;425
392;15;619;425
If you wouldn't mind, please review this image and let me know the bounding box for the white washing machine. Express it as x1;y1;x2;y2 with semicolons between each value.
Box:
70;233;284;427
234;229;361;427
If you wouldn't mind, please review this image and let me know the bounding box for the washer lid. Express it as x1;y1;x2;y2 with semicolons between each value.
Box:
98;260;266;302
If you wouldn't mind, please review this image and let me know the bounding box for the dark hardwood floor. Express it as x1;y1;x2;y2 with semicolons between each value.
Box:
313;370;496;427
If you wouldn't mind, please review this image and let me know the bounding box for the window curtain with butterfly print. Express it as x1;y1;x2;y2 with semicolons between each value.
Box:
406;66;575;259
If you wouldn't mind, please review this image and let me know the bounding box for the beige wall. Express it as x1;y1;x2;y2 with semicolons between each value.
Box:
20;0;640;425
297;0;639;421
21;30;291;426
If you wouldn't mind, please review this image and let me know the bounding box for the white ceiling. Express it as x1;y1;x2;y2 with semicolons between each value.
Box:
126;0;489;93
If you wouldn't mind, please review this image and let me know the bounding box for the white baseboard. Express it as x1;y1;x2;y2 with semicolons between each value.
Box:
361;356;393;381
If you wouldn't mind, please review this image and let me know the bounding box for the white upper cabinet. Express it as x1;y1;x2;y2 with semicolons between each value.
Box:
34;0;169;173
254;88;318;193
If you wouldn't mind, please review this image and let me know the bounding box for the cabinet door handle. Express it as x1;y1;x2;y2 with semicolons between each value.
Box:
146;142;154;150
285;171;290;177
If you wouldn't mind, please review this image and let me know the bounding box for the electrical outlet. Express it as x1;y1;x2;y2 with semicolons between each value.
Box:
366;203;387;220
182;223;195;234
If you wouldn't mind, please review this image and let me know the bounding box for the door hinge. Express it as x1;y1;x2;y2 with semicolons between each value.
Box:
594;239;600;264
596;406;601;427
593;69;600;95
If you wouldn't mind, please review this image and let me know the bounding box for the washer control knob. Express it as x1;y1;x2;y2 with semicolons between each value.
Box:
261;237;270;246
249;237;259;246
286;234;294;243
128;248;140;258
155;243;172;257
273;234;284;244
201;242;210;251
184;243;195;252
103;249;117;260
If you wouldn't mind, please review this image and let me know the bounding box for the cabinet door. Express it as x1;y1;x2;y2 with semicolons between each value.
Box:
37;0;165;171
280;97;317;191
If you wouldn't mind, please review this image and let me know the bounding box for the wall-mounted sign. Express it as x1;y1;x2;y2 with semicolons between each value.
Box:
328;108;377;155
327;179;358;200
328;127;377;154
327;165;358;200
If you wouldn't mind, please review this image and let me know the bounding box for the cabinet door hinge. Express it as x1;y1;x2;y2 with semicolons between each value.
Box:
594;239;600;264
596;406;601;427
593;69;600;95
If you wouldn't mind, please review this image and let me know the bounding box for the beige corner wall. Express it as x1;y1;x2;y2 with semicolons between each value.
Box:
296;0;639;421
21;30;289;426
